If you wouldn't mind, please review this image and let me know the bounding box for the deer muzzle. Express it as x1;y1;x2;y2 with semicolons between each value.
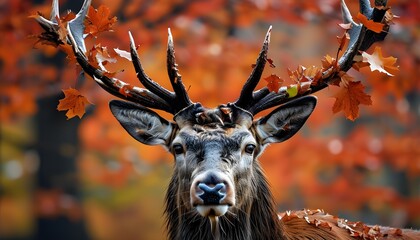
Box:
190;171;235;217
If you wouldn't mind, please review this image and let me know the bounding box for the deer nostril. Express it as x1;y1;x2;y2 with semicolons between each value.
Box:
198;183;226;205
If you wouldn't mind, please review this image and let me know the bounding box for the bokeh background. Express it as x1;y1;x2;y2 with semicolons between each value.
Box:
1;0;419;239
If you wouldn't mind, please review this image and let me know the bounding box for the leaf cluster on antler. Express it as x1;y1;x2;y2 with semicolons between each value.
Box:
33;0;397;121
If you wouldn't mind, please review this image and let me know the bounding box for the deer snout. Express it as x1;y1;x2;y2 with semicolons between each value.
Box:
190;171;235;216
198;182;226;205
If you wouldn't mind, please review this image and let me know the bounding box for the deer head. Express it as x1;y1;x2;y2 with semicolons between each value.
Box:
35;0;393;239
107;28;317;238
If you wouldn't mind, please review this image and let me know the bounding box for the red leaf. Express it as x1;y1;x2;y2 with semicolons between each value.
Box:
57;88;91;119
267;58;276;68
332;81;372;121
264;74;284;92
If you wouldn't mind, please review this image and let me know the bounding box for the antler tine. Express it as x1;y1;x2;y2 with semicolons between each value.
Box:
234;26;272;110
66;20;173;112
36;0;196;114
338;0;387;71
247;0;390;115
128;32;175;104
40;0;174;113
67;0;92;53
167;28;193;111
50;0;60;22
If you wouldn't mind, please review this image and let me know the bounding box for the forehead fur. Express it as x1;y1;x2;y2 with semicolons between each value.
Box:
173;103;253;129
176;124;252;147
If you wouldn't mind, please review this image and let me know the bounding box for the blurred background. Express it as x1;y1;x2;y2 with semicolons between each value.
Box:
0;0;419;239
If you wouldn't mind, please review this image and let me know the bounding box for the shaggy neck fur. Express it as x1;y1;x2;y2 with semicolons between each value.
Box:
164;164;284;240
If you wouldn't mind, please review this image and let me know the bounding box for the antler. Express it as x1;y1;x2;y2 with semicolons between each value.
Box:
35;0;192;115
234;0;391;115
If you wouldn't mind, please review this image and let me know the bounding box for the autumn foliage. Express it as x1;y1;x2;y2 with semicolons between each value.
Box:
33;2;399;121
0;0;419;239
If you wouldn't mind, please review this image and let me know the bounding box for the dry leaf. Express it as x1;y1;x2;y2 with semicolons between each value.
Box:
332;81;372;121
114;48;132;61
85;5;117;37
361;46;398;76
321;54;336;70
264;74;283;92
356;13;385;33
57;88;91;119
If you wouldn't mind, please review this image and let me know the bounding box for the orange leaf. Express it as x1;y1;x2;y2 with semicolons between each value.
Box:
332;81;372;121
337;32;350;52
321;54;336;70
338;71;354;87
352;61;370;71
356;13;384;33
57;88;91;119
59;44;76;64
302;65;321;81
264;74;284;92
361;46;398;76
85;5;117;37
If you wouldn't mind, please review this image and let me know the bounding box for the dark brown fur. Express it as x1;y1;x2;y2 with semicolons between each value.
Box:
165;166;420;240
165;163;283;240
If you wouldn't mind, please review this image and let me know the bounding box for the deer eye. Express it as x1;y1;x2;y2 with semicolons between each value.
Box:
244;144;256;155
172;144;184;155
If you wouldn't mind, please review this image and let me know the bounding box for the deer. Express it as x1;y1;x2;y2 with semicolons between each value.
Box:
34;0;419;239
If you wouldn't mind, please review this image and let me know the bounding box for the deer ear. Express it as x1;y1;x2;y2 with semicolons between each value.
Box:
255;96;317;144
109;100;174;146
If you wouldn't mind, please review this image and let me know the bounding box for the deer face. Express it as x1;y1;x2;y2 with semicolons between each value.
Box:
109;96;316;218
172;118;255;217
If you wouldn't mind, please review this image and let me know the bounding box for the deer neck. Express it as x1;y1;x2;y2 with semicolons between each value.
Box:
164;164;284;240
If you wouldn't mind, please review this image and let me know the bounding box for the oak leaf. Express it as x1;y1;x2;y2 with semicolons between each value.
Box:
57;88;91;119
361;46;398;76
264;74;283;92
332;81;372;121
85;6;117;37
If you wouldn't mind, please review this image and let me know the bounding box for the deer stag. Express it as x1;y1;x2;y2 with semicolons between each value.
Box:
35;0;419;239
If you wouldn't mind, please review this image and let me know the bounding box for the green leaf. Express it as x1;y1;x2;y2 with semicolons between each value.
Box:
287;85;298;98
